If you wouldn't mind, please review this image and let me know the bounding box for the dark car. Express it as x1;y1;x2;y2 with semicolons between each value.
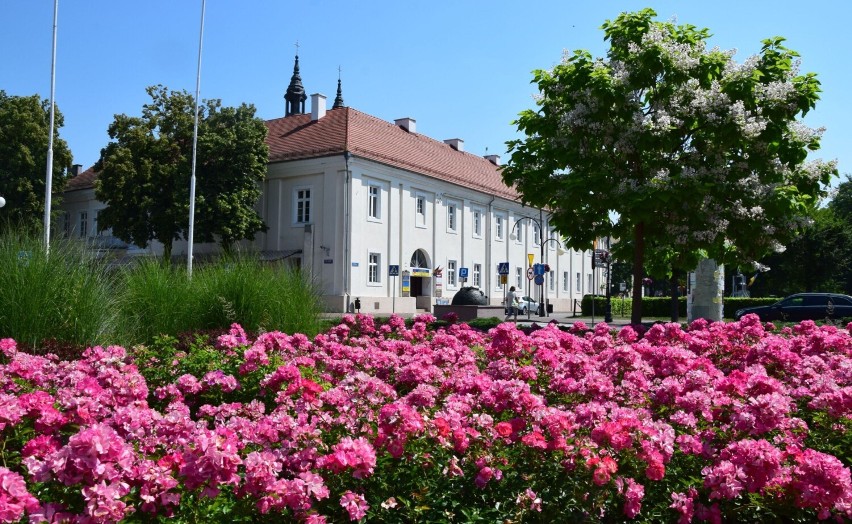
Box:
734;293;852;322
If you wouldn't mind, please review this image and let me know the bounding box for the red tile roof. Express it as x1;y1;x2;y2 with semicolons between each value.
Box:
267;107;518;200
64;166;97;191
66;107;518;200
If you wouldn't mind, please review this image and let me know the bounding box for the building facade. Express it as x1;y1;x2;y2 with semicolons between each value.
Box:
61;57;603;314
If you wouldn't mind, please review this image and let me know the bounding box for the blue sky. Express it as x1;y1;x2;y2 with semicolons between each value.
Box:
3;1;849;184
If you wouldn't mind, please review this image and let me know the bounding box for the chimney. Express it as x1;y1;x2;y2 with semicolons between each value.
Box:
310;93;327;121
444;138;464;152
394;117;416;133
484;154;501;166
70;164;83;176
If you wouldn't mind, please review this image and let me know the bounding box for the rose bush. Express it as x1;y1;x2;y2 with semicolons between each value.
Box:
1;314;851;522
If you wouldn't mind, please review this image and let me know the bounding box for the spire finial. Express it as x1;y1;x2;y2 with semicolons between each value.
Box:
333;65;346;109
284;50;307;117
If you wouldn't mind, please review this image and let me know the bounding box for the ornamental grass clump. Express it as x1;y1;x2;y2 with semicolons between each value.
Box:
0;231;118;350
1;314;852;522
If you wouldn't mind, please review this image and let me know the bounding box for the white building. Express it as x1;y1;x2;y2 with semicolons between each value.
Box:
61;57;603;314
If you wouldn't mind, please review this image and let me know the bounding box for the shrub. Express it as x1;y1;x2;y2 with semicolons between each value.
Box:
2;316;852;522
118;255;324;343
0;230;118;349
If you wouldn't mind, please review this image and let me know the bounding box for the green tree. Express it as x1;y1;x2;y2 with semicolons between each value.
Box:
0;91;72;232
503;9;837;324
95;85;268;261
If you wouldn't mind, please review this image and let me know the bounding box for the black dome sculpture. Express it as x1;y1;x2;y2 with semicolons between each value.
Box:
451;287;488;306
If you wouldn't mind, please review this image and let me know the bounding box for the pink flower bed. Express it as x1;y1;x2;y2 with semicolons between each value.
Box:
1;314;851;522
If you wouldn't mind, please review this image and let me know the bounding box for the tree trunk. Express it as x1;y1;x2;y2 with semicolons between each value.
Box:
161;241;173;267
670;267;680;322
630;222;645;325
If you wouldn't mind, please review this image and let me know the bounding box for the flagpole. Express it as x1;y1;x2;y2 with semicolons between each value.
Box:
43;0;59;252
187;0;206;277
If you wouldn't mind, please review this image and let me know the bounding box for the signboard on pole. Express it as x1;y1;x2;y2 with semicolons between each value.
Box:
527;253;535;267
388;265;400;276
497;262;510;275
459;267;469;280
527;267;534;280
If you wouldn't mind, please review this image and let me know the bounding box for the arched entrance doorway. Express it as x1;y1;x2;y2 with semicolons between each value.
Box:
409;249;431;304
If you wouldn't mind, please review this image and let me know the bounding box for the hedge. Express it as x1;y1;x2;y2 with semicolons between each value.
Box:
580;295;780;319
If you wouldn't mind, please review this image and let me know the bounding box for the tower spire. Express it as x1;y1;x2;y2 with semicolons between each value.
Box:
284;48;307;116
333;66;345;109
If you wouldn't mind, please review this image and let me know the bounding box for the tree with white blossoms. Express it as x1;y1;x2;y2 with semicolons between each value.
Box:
503;8;838;324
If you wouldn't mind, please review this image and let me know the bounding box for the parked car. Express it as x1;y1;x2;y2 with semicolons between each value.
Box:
518;296;540;315
734;293;852;322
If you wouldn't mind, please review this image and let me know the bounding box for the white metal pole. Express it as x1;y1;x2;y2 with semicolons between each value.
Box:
187;0;206;277
43;0;59;252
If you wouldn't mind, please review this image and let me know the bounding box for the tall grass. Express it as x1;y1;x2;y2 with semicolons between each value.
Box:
0;231;118;348
117;259;199;344
119;255;324;343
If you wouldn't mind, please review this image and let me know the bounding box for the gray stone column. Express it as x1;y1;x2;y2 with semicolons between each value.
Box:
302;224;314;279
688;258;724;322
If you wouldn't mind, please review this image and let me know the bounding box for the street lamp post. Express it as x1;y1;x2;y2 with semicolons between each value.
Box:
510;211;565;318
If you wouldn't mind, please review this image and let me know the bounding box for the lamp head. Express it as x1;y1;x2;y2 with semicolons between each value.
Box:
0;196;5;208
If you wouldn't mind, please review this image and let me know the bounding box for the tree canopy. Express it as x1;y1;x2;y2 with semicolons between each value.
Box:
503;8;837;323
95;85;269;261
0;90;72;232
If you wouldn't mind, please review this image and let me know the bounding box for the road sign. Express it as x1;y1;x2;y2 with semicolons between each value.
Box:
527;254;534;267
388;264;400;276
534;274;544;286
497;262;510;275
459;267;469;279
533;263;545;276
527;267;534;280
499;274;508;284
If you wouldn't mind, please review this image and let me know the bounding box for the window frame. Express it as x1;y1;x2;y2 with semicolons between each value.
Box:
293;186;312;225
368;252;381;285
367;184;381;221
473;263;482;288
472;208;483;238
447;202;458;233
447;260;457;288
516;267;523;288
415;193;427;228
495;214;505;241
79;211;88;238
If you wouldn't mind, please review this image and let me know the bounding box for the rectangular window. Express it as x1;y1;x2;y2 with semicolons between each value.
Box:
549;270;555;291
473;210;482;237
588;274;594;294
533;223;541;245
516;267;523;287
368;252;381;284
63;212;71;238
368;185;380;220
549;229;557;249
576;272;582;293
495;216;504;241
295;188;311;224
563;271;569;292
447;260;457;287
79;211;88;238
473;263;481;288
514;220;523;243
416;195;426;227
447;203;457;232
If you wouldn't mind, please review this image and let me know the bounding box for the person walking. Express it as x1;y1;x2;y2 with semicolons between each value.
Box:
505;286;518;321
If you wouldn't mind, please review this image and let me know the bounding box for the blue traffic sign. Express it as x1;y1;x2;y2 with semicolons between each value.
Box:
534;274;544;286
388;265;400;276
497;262;510;275
533;263;545;276
459;267;469;279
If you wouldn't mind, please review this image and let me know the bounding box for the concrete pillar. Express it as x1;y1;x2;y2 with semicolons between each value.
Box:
689;258;724;322
303;224;314;278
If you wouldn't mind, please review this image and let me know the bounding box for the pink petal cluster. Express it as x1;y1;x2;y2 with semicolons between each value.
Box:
0;312;851;522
